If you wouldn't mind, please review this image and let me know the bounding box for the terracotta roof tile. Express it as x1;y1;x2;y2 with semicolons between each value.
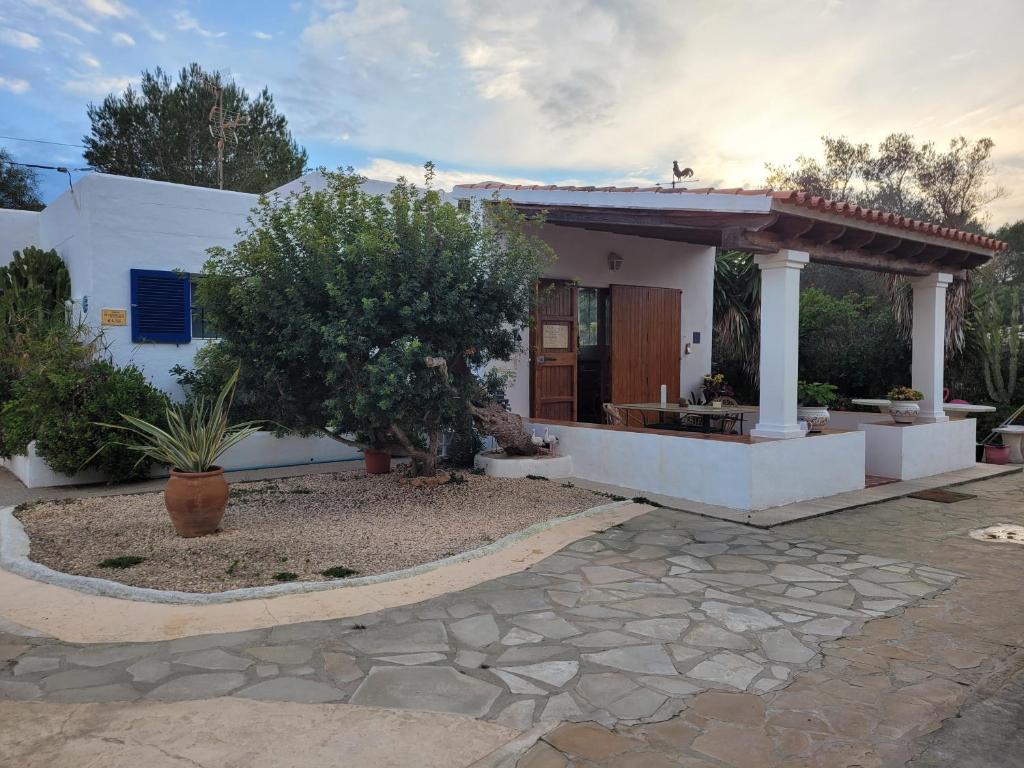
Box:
453;182;1008;252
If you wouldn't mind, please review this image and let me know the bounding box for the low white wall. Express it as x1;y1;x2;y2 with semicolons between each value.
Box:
528;420;865;511
828;410;891;430
862;419;977;480
1;433;361;489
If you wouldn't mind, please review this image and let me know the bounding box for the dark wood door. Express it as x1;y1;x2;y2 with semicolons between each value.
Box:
531;279;577;421
609;284;682;422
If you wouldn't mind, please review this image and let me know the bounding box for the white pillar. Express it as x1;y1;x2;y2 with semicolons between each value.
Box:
911;272;953;423
750;249;809;440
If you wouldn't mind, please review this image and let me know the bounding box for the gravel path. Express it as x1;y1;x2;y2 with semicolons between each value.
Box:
14;472;606;592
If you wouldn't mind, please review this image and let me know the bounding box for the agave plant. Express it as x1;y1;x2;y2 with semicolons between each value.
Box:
99;367;262;473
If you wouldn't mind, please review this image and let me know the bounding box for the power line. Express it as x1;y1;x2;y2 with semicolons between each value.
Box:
0;134;85;149
7;161;92;172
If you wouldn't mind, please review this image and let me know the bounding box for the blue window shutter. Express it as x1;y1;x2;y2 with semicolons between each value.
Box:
130;269;192;343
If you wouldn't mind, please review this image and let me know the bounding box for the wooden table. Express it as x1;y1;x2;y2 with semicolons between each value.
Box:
616;402;759;434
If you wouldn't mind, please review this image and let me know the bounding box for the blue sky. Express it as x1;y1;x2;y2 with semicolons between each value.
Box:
1;0;1022;227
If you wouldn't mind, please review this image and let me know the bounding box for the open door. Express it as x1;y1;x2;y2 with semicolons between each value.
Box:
530;279;577;421
609;284;682;415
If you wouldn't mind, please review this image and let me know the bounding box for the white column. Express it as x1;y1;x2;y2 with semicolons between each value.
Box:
911;272;953;423
751;249;809;440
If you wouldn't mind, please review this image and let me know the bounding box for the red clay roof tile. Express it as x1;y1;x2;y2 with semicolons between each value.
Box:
453;182;1007;251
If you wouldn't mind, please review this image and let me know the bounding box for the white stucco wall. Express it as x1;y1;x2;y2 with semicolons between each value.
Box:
861;419;977;480
0;209;40;264
32;174;258;397
526;420;865;510
500;224;715;417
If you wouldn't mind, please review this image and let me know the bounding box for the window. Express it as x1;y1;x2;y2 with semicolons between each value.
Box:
130;269;191;343
189;275;219;339
578;287;600;347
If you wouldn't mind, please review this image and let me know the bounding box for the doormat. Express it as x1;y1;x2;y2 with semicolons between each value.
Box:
909;489;977;503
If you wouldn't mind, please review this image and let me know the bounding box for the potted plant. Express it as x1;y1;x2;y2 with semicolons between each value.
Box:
886;386;924;424
797;381;838;433
99;368;262;537
362;446;392;474
702;373;734;404
984;440;1010;465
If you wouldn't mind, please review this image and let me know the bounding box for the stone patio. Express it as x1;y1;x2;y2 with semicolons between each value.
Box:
0;501;955;729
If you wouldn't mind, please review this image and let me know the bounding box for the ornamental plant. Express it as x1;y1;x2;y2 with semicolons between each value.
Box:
196;166;552;476
702;373;734;399
886;386;924;401
97;368;262;474
796;381;838;408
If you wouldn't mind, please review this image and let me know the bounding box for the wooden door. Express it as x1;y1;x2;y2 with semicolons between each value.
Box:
531;279;577;421
609;285;682;418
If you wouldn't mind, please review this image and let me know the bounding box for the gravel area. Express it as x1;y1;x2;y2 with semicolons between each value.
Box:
14;472;608;592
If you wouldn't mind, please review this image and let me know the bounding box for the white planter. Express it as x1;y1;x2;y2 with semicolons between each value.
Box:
796;406;830;433
474;451;573;479
888;401;921;424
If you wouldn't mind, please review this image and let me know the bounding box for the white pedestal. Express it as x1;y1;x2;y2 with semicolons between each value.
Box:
861;420;976;480
994;427;1024;464
474;452;574;479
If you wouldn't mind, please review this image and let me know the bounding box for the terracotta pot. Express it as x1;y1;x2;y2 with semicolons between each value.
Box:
984;444;1010;465
363;449;391;474
164;467;229;537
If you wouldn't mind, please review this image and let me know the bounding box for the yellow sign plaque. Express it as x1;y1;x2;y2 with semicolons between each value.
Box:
100;308;128;326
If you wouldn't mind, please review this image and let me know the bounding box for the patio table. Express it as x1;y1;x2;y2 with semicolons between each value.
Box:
615;402;759;434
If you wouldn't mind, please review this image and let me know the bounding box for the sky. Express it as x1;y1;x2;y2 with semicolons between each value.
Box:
1;0;1022;228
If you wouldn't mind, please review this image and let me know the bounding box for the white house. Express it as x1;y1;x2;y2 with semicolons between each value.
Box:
0;173;1007;507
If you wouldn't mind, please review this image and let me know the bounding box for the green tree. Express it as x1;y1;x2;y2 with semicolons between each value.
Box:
83;63;307;194
198;167;552;476
0;149;43;211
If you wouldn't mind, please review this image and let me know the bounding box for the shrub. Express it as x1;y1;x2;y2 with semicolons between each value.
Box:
0;321;168;482
797;381;838;408
886;386;924;401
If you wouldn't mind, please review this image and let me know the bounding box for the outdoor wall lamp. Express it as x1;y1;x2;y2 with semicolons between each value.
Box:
608;252;624;271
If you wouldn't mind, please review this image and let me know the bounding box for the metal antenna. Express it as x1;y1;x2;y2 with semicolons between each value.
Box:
205;70;250;190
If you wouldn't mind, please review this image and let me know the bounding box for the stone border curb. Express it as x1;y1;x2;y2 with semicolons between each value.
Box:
0;499;632;606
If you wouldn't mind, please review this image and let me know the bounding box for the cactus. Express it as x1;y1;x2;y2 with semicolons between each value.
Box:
979;291;1021;404
0;246;71;336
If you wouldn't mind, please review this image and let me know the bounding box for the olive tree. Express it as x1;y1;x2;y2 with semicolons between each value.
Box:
199;167;551;475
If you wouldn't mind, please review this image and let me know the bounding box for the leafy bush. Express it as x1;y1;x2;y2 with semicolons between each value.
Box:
0;321;168;482
886;386;924;401
797;381;838;407
799;288;910;397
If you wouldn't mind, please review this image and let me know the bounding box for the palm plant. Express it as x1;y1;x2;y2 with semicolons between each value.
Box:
882;273;971;355
99;367;262;473
713;250;761;382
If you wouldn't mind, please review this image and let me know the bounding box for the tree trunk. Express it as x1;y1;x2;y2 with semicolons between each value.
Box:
469;402;538;456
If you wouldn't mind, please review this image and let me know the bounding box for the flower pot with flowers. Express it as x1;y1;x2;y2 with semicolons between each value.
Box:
886;386;924;424
797;381;838;433
701;373;734;406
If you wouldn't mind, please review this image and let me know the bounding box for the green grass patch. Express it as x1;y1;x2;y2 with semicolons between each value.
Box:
632;496;663;507
225;558;240;576
525;474;549;481
321;565;359;579
272;571;299;582
98;555;146;569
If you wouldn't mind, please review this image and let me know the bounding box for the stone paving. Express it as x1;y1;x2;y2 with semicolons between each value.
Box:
0;504;956;732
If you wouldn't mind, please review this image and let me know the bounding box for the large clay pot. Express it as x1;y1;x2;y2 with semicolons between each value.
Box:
363;449;391;474
984;444;1010;465
797;406;830;433
164;467;229;537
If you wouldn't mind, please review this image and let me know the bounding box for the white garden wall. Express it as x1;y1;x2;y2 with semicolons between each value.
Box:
1;433;362;489
526;420;865;511
861;419;977;480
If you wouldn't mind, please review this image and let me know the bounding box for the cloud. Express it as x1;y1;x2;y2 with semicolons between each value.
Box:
0;28;42;51
80;53;101;68
81;0;134;17
254;31;273;40
63;73;133;97
173;10;226;38
0;76;30;94
23;0;99;33
111;31;134;46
